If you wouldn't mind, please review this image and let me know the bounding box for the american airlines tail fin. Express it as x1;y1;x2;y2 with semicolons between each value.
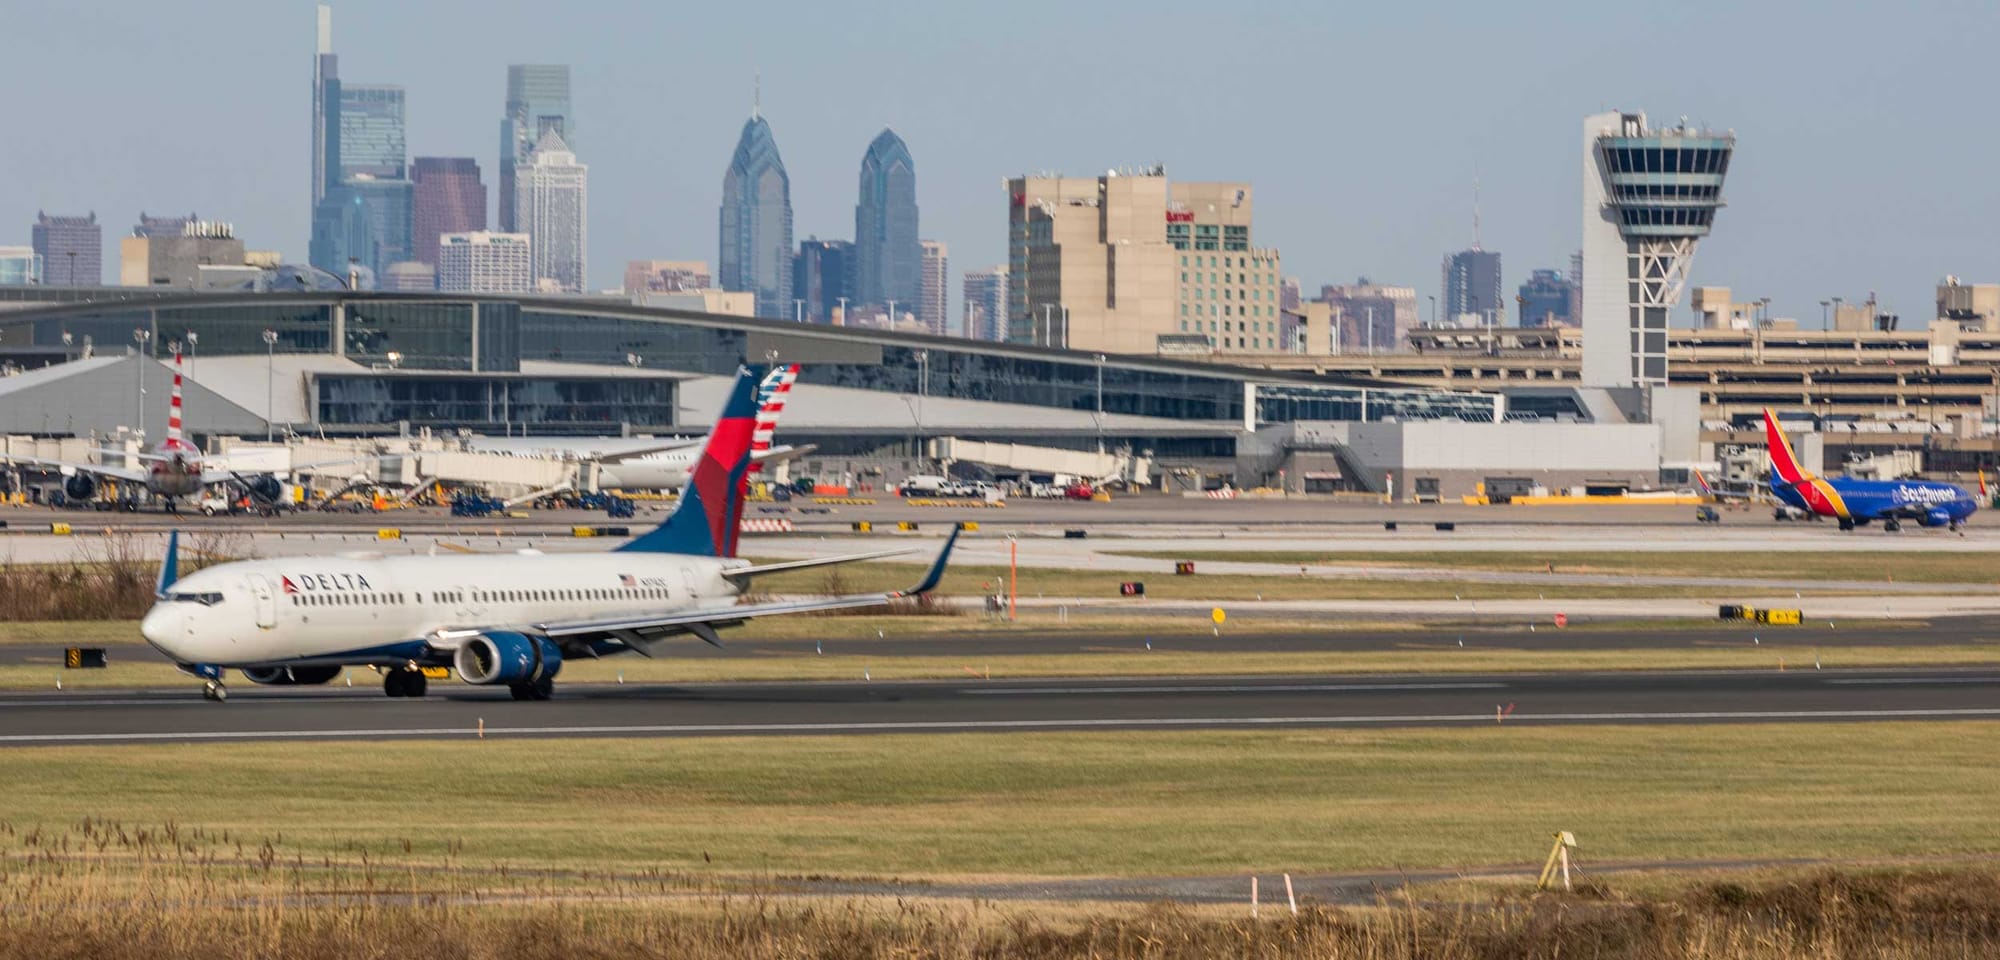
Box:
749;363;799;474
166;351;187;449
1762;407;1813;487
616;366;764;557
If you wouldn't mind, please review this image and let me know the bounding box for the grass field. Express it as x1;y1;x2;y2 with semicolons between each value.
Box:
1110;549;2000;584
751;559;1907;601
6;723;1999;879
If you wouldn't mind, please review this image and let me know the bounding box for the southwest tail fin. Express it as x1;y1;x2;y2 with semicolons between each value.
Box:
749;363;799;475
1980;467;1989;499
1762;407;1813;487
616;366;765;557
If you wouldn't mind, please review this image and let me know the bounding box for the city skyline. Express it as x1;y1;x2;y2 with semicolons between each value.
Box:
3;0;1998;322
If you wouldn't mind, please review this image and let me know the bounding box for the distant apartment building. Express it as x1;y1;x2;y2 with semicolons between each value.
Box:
1280;276;1301;312
623;260;712;295
120;221;248;287
32;211;101;285
1316;280;1418;353
1006;170;1174;352
1517;268;1575;327
792;239;851;323
1441;248;1502;327
961;267;1007;341
918;239;948;335
1168;182;1282;353
1938;277;2000;332
380;261;437;292
0;247;40;285
437;232;532;293
411;158;486;269
514;130;587;293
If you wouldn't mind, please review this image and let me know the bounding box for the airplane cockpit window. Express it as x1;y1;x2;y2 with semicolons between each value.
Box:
166;591;225;606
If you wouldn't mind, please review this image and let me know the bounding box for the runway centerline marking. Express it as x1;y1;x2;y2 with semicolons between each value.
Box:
961;682;1506;696
4;707;2000;744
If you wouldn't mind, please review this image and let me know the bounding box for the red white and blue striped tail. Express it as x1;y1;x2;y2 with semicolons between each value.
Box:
749;363;798;474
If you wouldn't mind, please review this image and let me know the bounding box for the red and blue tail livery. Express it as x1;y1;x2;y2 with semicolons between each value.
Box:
1763;407;1977;532
618;366;765;556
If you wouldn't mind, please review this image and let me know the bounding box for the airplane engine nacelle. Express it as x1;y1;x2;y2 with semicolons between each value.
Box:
245;475;284;504
1924;508;1954;528
242;665;343;685
64;474;98;501
453;631;562;686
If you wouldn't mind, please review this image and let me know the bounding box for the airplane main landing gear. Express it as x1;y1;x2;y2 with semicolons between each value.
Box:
508;677;554;701
383;668;429;698
1884;518;1903;533
202;680;228;702
1838;518;1855;531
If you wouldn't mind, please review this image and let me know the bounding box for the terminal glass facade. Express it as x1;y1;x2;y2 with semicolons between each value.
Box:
317;375;676;431
346;301;474;370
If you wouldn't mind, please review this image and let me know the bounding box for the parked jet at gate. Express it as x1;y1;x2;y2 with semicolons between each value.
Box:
1764;407;1978;531
139;365;956;702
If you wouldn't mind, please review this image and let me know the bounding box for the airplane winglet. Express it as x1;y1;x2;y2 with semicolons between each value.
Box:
155;530;180;598
895;527;961;598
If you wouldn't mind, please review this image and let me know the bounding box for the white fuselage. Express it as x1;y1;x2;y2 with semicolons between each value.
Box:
598;448;700;491
139;550;750;668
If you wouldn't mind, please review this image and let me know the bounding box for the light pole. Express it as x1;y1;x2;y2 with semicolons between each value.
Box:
132;327;152;439
836;296;849;325
1060;304;1070;350
1040;304;1054;346
262;329;278;441
1094;353;1106;454
1819;299;1831;329
1427;295;1436;328
913;349;929;464
793;298;804;323
887;299;899;328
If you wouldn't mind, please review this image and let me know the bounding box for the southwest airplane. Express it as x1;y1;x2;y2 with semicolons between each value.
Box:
140;365;957;702
1763;407;1979;531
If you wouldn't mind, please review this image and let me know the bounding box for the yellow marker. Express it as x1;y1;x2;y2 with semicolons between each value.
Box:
1211;608;1226;625
376;528;402;540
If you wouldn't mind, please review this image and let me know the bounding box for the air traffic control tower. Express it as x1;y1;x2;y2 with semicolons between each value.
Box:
1580;111;1734;389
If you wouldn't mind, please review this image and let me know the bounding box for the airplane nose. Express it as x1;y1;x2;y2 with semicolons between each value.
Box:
139;604;189;660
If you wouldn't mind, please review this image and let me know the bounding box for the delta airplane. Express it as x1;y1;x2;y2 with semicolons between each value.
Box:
4;350;358;512
138;365;957;702
469;364;810;491
1764;407;1980;531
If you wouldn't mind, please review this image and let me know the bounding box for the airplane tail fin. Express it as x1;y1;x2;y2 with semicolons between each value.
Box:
616;366;764;557
1693;469;1715;497
167;350;186;447
1762;407;1813;487
1981;467;1989;499
749;363;799;475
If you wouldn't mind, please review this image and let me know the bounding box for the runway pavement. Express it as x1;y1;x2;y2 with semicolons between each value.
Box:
3;667;1997;746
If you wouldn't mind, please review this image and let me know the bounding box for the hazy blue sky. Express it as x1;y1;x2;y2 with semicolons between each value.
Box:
4;0;1997;326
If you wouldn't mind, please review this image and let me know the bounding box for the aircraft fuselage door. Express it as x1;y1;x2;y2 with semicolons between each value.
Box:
246;574;277;629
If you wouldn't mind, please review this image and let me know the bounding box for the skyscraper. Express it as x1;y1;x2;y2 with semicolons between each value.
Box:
411;158;486;268
1517;268;1576;327
792;239;851;323
338;84;406;180
32;212;101;285
962;267;1007;342
499;65;573;233
1441;248;1502;327
437;232;532;293
310;177;411;283
718;106;793;318
918;240;948;335
515;129;587;292
311;4;338;211
853;128;919;312
0;247;40;285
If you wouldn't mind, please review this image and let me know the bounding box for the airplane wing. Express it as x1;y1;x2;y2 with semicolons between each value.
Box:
531;529;958;653
751;443;815;465
720;547;918;586
1;454;149;485
591;439;704;463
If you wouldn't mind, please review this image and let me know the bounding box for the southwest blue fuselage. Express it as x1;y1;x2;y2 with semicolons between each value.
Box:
1770;470;1979;528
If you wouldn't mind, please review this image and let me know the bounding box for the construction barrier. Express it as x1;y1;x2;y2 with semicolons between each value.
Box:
814;497;877;506
376;528;402;540
49;522;71;535
64;647;107;669
1204;489;1239;499
956;521;980;532
1175;561;1196;575
852;521;873;533
902;498;1008;508
739;518;796;534
1120;581;1146;596
895;521;921;532
1718;604;1750;620
1755;608;1803;625
571;526;631;538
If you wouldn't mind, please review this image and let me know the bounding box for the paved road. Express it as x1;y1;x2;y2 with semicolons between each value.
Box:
3;667;1997;746
6;618;1996;669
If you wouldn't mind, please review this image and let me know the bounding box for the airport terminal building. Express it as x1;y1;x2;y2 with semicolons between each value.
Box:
0;289;1680;495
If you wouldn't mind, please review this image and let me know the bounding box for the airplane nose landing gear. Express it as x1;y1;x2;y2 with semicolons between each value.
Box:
202;680;228;702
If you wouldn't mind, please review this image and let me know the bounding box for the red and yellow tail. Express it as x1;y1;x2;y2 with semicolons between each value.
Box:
1761;407;1812;485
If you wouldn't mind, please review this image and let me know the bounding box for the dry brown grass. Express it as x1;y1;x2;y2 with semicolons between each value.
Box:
3;819;1999;958
0;530;246;622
